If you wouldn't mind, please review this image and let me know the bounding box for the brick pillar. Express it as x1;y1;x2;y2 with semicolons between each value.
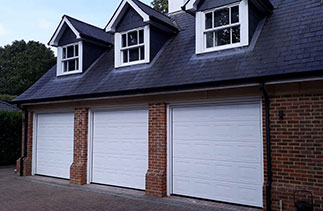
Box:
16;111;33;176
145;103;167;197
70;108;88;185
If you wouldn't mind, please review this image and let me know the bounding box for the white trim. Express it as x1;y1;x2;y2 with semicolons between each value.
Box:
49;16;81;46
167;97;264;204
87;109;93;184
105;0;150;32
115;25;150;68
57;41;83;76
32;112;37;176
185;0;201;11
196;0;249;54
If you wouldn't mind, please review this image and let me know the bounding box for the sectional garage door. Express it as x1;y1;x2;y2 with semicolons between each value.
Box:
90;107;148;190
35;112;74;179
170;100;263;207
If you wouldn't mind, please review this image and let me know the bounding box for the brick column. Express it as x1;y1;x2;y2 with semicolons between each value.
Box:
145;103;167;197
70;108;88;185
16;111;33;176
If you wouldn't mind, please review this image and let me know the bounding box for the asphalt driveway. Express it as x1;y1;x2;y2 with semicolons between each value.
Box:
0;166;260;211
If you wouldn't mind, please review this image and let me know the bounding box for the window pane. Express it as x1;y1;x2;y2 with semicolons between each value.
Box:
231;6;239;23
68;59;76;71
232;26;240;43
139;30;144;44
75;59;79;70
129;48;139;62
140;46;145;60
75;45;79;56
205;12;213;29
215;28;230;46
206;32;214;48
63;61;68;72
67;46;74;58
128;31;138;46
122;34;127;47
123;50;128;63
63;48;66;59
214;8;229;27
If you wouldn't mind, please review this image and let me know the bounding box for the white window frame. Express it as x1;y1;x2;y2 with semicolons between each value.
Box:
196;0;249;54
57;41;83;76
114;25;150;68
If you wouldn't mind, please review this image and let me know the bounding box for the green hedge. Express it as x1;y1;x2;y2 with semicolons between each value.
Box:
0;110;22;165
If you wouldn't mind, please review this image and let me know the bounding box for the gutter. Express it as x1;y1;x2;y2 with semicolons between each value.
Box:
260;83;272;211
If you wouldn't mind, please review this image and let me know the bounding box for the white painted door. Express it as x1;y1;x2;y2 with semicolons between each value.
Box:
91;107;148;190
35;112;74;179
171;100;263;207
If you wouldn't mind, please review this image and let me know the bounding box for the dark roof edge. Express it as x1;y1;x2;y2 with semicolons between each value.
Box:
13;70;323;105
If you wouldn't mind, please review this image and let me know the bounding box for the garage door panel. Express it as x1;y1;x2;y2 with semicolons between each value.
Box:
91;108;148;190
93;138;146;156
36;112;74;179
172;101;263;207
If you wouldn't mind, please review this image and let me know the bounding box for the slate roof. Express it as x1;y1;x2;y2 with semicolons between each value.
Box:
0;101;20;111
60;15;113;44
14;0;323;104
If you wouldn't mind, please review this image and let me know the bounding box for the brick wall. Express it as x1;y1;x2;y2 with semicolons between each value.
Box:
70;108;88;185
269;94;323;211
16;111;33;176
145;103;167;197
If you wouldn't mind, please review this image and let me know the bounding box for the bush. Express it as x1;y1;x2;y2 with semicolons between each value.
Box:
0;110;22;165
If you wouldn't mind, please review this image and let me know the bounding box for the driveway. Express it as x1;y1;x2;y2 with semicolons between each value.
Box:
0;166;260;211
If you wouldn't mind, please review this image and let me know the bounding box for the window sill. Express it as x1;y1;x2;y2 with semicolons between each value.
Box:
57;70;82;76
197;42;248;55
116;59;149;68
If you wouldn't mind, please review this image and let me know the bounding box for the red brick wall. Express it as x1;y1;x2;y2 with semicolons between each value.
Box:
269;94;323;211
16;111;33;176
70;108;88;185
146;103;167;197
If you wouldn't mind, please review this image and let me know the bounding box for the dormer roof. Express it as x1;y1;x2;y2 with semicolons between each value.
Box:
105;0;178;32
49;15;113;47
184;0;273;15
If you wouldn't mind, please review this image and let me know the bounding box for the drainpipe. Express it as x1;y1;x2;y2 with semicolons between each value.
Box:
260;83;272;211
19;110;28;176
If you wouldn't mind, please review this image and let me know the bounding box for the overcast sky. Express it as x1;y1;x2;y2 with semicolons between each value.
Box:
0;0;152;48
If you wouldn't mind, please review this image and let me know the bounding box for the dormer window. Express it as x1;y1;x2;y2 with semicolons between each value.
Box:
114;25;150;68
196;0;249;54
121;28;145;64
57;41;83;76
62;43;80;73
204;5;240;48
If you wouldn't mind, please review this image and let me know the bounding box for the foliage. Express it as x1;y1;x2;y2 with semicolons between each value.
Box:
0;110;22;165
151;0;168;13
0;94;17;103
0;40;56;96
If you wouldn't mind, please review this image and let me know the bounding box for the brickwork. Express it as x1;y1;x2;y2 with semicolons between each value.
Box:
145;103;167;197
268;94;323;211
16;111;33;176
70;108;89;185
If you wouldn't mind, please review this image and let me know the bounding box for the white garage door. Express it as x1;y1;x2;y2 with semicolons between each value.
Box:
171;100;263;207
35;112;74;179
91;107;148;190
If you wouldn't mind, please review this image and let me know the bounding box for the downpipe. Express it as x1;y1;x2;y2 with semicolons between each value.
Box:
260;83;272;211
19;110;28;176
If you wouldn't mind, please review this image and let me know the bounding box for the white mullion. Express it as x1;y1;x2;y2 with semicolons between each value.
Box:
204;23;240;32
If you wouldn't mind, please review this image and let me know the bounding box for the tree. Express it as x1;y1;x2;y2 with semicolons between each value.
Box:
0;40;56;96
151;0;168;13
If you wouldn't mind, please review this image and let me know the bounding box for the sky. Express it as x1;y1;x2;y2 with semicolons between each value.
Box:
0;0;152;49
